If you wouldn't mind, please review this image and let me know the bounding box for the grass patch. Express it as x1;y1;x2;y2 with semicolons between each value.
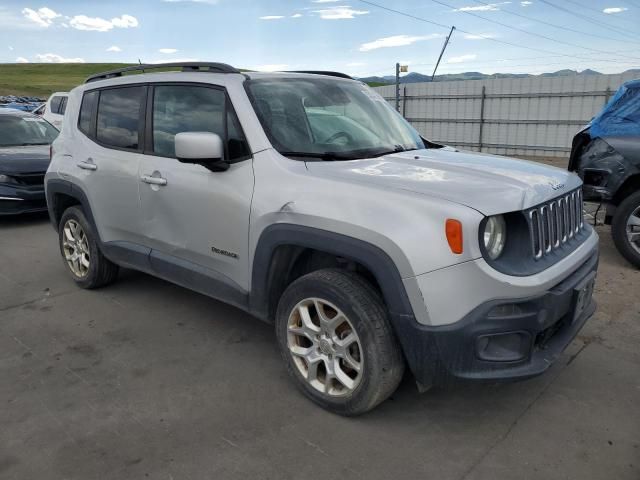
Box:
0;63;132;97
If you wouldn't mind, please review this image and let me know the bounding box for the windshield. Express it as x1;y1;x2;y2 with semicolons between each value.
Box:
0;114;59;147
246;77;425;159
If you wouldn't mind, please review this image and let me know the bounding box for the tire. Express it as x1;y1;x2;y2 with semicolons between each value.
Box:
611;190;640;268
275;268;405;416
58;206;119;288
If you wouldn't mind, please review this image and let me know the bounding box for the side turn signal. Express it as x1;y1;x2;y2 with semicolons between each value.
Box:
445;219;463;254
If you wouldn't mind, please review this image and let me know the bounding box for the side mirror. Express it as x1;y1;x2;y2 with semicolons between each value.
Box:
175;132;229;172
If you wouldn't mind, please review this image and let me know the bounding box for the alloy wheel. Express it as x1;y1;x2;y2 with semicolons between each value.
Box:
62;219;90;278
286;298;363;397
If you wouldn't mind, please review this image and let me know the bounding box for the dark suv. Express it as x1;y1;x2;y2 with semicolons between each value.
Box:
569;79;640;267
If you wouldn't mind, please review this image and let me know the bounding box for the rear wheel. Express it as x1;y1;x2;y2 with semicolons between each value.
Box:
275;269;404;416
612;191;640;268
58;206;119;288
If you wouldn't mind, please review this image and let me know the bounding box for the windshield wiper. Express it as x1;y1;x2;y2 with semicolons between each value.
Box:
280;151;363;161
281;145;419;161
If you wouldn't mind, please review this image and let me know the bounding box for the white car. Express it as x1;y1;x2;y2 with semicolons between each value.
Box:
45;63;599;415
39;92;68;129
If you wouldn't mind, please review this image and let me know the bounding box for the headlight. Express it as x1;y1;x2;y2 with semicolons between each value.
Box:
0;174;17;184
483;215;507;260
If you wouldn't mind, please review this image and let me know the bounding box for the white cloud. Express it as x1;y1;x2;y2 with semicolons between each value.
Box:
35;53;85;63
454;2;510;11
603;7;627;13
447;54;477;64
359;34;441;52
111;15;138;28
260;15;285;20
22;7;61;27
346;62;366;67
520;1;532;5
159;48;178;54
313;6;369;19
8;45;14;51
252;64;289;72
106;45;122;52
69;14;138;32
291;13;303;18
464;33;496;40
16;57;29;63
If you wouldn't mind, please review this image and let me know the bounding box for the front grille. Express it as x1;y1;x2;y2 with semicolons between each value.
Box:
526;188;584;260
13;173;45;186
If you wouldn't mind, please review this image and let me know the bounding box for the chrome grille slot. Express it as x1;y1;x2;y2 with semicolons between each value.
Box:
526;187;585;261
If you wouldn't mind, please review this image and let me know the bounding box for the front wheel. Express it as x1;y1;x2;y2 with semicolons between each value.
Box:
612;191;640;268
275;269;405;416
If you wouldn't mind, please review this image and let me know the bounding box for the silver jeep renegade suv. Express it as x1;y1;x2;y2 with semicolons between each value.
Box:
45;63;599;415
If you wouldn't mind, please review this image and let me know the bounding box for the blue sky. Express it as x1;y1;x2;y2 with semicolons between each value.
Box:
1;0;639;77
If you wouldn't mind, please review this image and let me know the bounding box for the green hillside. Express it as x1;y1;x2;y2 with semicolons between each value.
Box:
0;63;132;97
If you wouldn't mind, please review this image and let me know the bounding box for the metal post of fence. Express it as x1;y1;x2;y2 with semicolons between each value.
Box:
604;86;611;106
402;85;407;118
478;85;486;152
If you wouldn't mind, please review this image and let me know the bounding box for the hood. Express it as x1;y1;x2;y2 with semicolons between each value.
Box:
0;145;50;175
305;147;581;215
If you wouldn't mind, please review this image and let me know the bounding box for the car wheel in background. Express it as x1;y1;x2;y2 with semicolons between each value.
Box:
275;268;405;416
58;206;119;288
612;190;640;268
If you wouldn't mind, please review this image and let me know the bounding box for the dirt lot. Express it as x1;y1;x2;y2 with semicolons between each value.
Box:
0;212;639;480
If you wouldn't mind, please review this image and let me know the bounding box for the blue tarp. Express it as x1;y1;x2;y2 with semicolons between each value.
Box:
589;79;640;139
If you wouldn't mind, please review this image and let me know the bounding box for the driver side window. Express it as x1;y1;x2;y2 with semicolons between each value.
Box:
152;85;250;162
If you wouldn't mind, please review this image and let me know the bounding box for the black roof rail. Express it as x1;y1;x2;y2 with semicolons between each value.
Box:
85;62;241;83
285;70;354;80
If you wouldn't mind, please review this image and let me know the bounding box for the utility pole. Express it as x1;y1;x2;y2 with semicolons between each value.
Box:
431;26;455;82
395;63;408;112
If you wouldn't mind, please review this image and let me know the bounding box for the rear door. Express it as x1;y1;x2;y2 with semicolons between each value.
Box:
73;86;146;248
137;83;254;293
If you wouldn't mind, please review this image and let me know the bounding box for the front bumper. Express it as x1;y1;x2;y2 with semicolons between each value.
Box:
0;185;47;215
393;249;598;385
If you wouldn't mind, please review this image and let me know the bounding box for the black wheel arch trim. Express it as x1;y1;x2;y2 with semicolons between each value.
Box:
249;223;416;322
46;178;100;233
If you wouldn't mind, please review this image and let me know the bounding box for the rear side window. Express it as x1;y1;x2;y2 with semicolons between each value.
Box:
152;85;250;161
78;91;98;137
59;97;67;115
96;86;145;150
49;96;63;114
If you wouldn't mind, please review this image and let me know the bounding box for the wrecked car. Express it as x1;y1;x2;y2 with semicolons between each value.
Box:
569;79;640;267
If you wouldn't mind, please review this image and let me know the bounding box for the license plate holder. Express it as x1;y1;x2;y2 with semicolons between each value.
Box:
572;273;596;323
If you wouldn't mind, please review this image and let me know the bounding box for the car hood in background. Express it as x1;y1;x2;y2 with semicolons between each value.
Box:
0;145;50;174
305;147;582;216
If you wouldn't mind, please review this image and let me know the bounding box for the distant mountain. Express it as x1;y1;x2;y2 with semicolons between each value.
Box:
359;68;640;85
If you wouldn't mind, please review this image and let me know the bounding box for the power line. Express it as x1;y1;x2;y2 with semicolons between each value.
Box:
537;0;640;41
563;0;640;24
357;0;640;65
425;0;640;61
471;0;640;45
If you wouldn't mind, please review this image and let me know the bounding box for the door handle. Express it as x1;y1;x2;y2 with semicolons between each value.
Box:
140;175;168;186
77;161;97;171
